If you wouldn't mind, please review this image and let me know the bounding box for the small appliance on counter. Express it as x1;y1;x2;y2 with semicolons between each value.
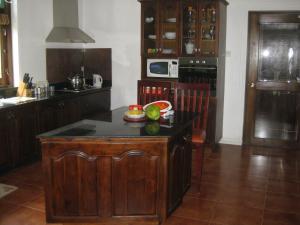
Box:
93;74;103;88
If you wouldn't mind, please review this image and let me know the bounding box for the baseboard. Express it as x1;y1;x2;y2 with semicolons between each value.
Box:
219;137;242;146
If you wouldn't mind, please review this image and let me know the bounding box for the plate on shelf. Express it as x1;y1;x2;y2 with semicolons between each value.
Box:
166;18;176;23
148;35;156;40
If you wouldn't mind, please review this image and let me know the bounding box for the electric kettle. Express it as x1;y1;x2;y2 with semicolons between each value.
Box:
93;74;103;88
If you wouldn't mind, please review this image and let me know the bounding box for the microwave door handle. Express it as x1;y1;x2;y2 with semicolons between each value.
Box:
169;64;171;77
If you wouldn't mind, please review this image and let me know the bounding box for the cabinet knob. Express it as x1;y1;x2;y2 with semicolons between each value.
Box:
194;48;198;52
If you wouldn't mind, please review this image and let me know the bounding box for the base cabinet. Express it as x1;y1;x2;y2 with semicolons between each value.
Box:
41;127;192;224
168;129;192;214
0;89;111;173
0;112;12;171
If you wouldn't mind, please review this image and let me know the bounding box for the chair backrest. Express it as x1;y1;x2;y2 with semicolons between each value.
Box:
137;80;172;105
173;82;210;130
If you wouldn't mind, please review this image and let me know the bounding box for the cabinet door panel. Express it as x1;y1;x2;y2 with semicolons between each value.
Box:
168;144;183;212
0;112;12;171
50;151;98;217
16;105;37;164
112;151;159;216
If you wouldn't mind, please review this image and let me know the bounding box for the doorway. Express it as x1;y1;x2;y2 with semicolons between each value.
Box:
243;12;300;148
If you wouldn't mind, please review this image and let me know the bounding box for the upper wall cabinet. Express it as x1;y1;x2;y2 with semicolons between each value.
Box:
139;0;228;58
141;0;180;57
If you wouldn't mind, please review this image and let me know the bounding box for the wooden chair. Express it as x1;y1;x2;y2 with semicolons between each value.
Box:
173;82;210;189
137;80;172;105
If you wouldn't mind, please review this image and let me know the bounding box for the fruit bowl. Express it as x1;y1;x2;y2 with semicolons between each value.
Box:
143;101;172;113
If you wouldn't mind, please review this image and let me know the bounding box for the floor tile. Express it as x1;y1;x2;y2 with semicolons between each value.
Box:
0;206;62;225
211;203;264;225
0;183;42;205
162;216;210;225
262;210;300;225
267;180;300;195
265;192;300;214
172;196;215;222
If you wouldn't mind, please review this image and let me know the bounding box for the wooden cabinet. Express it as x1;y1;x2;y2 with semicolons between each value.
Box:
141;0;180;57
168;129;192;214
12;104;38;165
181;0;220;56
139;0;227;58
40;118;192;224
0;104;38;170
42;140;166;224
37;98;81;134
0;89;111;173
0;111;12;171
80;90;111;117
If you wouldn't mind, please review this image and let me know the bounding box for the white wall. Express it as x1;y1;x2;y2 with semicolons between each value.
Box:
82;0;140;109
13;0;52;86
221;0;300;145
13;0;85;86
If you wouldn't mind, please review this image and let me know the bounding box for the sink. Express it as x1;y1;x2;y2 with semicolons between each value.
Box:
0;97;36;105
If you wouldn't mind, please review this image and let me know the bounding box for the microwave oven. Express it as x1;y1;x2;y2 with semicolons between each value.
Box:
147;59;178;78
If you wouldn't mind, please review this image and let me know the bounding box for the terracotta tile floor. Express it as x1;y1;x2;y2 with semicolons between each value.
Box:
0;144;299;225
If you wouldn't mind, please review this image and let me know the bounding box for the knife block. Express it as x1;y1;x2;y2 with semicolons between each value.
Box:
17;82;31;97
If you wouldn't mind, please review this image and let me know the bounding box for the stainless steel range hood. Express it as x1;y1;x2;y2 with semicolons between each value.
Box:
46;0;95;43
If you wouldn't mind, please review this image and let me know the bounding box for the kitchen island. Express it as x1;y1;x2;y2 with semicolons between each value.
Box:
38;107;195;225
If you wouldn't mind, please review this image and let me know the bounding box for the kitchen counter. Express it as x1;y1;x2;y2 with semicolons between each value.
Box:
39;107;194;225
39;107;195;139
0;86;110;110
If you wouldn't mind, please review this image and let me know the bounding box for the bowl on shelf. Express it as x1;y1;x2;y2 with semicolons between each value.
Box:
148;34;156;40
145;17;154;23
166;18;176;23
165;32;176;40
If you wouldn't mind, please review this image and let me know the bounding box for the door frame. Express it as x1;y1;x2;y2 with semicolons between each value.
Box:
243;11;300;149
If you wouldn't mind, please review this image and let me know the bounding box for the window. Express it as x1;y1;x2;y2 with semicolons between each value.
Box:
0;1;12;86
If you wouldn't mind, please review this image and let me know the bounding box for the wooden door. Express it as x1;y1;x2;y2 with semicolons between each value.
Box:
244;12;300;148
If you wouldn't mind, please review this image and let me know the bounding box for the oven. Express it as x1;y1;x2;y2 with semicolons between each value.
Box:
178;57;218;96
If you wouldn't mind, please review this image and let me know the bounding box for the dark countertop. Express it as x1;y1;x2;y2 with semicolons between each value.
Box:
0;86;111;111
38;107;195;139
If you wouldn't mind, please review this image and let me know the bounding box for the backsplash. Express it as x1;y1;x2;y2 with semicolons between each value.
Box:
46;48;112;86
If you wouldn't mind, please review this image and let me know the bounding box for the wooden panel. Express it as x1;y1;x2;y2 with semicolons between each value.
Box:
0;111;11;171
84;48;112;83
46;49;84;84
97;157;112;217
50;151;98;216
112;150;159;216
168;144;183;213
46;48;112;85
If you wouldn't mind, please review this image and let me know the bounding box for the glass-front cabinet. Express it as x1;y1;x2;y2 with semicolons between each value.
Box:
142;2;158;57
141;0;179;57
159;0;180;57
139;0;226;58
181;0;218;56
